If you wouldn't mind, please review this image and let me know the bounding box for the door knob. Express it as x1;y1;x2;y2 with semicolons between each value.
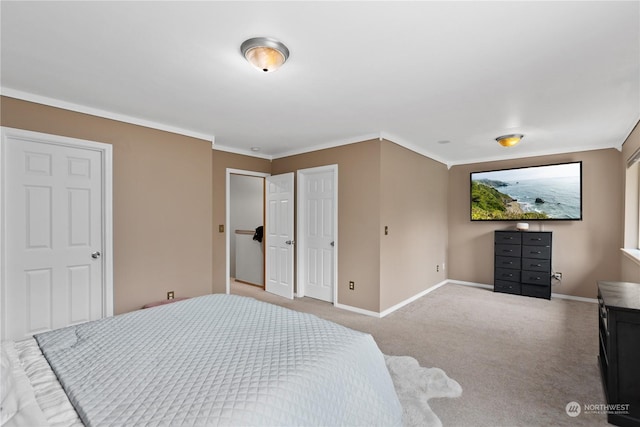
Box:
285;240;295;245
91;251;101;259
330;241;335;247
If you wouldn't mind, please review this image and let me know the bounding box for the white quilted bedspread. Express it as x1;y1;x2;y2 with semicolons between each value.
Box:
35;294;402;426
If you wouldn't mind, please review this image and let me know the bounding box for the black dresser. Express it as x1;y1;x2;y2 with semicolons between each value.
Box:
494;230;552;299
598;281;640;427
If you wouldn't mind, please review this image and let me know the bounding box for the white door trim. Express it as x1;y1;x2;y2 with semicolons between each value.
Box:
0;126;113;337
297;165;338;304
225;168;270;295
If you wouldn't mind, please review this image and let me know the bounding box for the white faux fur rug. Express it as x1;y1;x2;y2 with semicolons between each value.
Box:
385;355;462;427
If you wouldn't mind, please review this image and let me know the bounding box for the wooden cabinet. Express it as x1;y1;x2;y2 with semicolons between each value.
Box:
598;281;640;427
494;231;552;299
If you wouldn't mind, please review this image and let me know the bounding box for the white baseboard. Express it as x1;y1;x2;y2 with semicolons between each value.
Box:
446;280;493;290
333;302;382;318
550;292;597;303
334;278;597;318
335;280;449;318
449;279;598;303
378;280;449;318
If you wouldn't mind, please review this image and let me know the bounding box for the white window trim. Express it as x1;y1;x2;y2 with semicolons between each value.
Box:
622;146;640;266
621;248;640;266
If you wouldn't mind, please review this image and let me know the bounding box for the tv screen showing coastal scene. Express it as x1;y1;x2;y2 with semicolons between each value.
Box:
470;162;582;221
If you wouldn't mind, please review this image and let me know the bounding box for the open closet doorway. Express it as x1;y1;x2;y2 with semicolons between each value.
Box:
225;165;337;304
226;169;269;296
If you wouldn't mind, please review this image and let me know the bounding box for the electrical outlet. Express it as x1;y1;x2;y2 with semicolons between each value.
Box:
219;224;225;233
167;291;175;300
349;281;355;290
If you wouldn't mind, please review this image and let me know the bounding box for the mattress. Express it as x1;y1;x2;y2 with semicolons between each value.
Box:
31;294;402;426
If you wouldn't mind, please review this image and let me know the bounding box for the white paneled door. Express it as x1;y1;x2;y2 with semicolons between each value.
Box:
2;128;112;341
298;166;336;303
265;173;294;299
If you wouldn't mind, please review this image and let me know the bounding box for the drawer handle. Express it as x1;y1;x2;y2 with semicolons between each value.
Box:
531;251;542;254
530;264;542;268
503;249;513;253
529;276;542;281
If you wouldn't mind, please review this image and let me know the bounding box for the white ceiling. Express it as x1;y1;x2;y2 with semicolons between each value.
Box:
1;1;638;166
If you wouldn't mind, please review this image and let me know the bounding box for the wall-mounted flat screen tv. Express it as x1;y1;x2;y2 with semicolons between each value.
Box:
470;161;582;221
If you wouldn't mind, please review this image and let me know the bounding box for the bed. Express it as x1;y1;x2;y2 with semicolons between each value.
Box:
1;294;403;426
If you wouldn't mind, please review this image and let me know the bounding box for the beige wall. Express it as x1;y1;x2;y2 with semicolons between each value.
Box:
211;150;271;293
1;96;213;313
621;122;640;282
3;95;633;314
272;140;382;311
379;141;449;310
448;148;624;299
271;139;449;312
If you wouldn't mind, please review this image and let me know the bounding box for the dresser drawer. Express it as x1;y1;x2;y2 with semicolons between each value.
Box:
522;233;551;246
522;283;551;299
495;268;520;282
495;280;521;295
521;271;551;285
495;255;521;270
495;244;521;257
495;231;522;244
522;245;550;259
522;258;550;272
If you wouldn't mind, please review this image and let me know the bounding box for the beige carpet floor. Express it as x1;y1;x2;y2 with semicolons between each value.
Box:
231;280;607;427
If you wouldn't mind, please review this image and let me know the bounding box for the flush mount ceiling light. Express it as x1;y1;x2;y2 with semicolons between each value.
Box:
241;37;289;73
496;134;524;147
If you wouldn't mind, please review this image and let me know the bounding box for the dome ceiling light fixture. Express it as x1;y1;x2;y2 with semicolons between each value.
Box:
241;37;290;73
496;134;524;147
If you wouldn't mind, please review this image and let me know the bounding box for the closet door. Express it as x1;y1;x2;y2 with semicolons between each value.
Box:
2;128;112;340
264;173;294;299
297;166;336;303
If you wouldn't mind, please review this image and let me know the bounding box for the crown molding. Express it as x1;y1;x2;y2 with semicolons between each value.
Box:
212;144;273;160
271;131;453;169
271;133;383;160
0;87;215;143
4;87;624;167
447;143;620;168
378;131;452;168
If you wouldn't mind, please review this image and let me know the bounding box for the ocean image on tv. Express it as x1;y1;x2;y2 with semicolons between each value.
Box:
471;163;581;220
